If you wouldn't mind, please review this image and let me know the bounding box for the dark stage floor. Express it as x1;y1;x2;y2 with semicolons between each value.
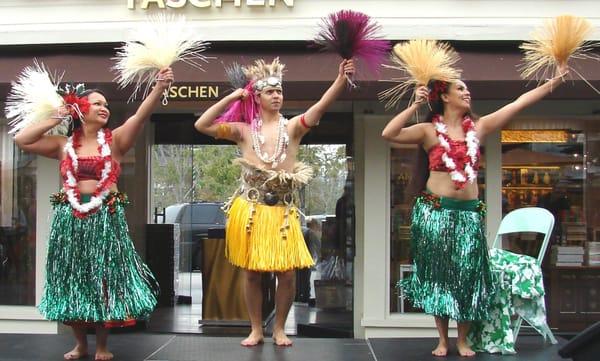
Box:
0;334;568;361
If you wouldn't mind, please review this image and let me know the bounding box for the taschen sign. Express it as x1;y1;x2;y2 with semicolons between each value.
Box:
167;84;220;100
127;0;294;9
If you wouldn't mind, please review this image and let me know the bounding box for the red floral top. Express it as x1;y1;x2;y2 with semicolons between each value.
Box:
428;140;480;173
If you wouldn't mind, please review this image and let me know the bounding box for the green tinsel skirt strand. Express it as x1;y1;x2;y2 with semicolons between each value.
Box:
399;192;495;322
38;192;159;324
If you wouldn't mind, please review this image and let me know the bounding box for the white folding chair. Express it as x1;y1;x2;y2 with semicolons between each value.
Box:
491;207;557;344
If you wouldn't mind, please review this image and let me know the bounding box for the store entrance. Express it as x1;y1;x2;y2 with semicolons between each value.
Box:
146;113;355;337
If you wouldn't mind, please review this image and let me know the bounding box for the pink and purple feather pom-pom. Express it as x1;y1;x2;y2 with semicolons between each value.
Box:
313;10;390;75
215;81;258;125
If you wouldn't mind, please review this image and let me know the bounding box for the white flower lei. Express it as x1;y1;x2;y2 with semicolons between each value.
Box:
433;115;479;187
63;129;113;214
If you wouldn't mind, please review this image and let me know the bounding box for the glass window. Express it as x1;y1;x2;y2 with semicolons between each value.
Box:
0;124;37;305
389;145;421;314
501;127;600;332
500;130;584;258
150;143;352;308
189;204;225;225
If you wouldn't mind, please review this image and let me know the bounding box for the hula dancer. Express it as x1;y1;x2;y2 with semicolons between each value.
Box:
381;39;567;357
195;57;355;346
10;65;173;361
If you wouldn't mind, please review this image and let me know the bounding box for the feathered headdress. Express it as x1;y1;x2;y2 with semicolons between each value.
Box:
313;10;390;88
112;14;210;103
4;60;69;135
215;58;285;125
519;14;600;93
378;40;462;109
244;58;285;92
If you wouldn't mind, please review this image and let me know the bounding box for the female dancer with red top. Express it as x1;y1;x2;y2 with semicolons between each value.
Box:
13;67;173;361
381;63;567;357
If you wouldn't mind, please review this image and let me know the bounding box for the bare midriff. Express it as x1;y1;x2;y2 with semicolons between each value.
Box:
426;171;479;200
77;180;118;195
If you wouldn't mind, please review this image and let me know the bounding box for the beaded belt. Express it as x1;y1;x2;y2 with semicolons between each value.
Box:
419;191;486;213
239;186;296;207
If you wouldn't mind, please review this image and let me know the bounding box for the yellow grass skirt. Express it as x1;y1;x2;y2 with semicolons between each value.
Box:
225;197;314;271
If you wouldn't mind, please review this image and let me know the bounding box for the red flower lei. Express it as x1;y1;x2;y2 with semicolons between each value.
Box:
62;128;117;218
432;114;480;189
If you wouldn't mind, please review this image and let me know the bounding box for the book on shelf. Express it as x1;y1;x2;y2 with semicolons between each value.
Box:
551;245;584;255
552;254;584;263
584;242;600;265
563;223;587;243
555;262;584;267
551;245;584;266
586;241;600;253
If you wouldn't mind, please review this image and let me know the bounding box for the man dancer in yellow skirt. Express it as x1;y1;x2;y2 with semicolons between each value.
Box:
194;57;354;346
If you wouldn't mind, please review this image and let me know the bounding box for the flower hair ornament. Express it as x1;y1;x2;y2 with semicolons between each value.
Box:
59;83;90;126
428;80;448;103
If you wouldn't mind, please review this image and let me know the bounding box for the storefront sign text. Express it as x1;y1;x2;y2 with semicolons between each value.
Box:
168;85;220;100
128;0;294;9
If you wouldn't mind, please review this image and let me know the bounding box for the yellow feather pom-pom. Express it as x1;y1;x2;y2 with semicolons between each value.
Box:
379;39;462;109
519;15;598;80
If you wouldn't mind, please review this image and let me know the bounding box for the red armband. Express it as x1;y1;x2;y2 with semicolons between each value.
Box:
300;114;311;129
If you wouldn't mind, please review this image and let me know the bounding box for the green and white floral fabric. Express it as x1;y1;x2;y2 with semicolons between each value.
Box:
468;248;557;354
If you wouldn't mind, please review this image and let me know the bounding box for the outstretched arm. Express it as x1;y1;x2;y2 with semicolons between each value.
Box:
477;63;568;138
194;88;245;143
381;85;429;145
289;59;355;138
13;111;67;159
112;67;174;155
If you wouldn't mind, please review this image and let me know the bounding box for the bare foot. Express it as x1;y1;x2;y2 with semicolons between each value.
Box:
241;331;264;347
94;349;114;361
272;330;293;347
457;342;475;357
64;345;88;360
431;342;448;357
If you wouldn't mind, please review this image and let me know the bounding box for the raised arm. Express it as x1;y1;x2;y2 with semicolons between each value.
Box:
13;113;67;160
477;63;568;138
289;59;355;138
193;88;245;143
112;67;174;155
381;85;429;144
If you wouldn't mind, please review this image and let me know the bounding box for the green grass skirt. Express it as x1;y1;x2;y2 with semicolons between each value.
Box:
399;193;495;322
38;192;158;323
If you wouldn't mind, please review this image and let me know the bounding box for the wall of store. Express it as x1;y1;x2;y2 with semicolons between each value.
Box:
1;1;599;45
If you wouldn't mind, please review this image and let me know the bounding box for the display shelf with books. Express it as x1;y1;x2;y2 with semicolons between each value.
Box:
551;245;584;267
585;242;600;266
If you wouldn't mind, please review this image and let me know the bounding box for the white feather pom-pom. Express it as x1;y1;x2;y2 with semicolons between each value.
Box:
112;14;210;102
4;60;67;135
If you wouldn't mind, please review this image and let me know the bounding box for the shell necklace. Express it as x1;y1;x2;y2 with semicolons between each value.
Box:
251;115;289;168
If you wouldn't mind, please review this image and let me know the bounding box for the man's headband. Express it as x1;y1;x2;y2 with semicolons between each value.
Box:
253;76;282;92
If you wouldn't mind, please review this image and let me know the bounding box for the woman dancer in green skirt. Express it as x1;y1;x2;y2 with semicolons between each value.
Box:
381;63;567;357
14;67;173;361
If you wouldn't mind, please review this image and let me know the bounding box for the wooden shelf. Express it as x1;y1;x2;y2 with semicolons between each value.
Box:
546;266;600;332
502;186;553;190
